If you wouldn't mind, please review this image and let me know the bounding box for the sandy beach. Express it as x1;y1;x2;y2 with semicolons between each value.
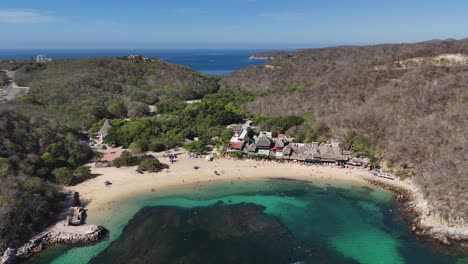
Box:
67;151;373;217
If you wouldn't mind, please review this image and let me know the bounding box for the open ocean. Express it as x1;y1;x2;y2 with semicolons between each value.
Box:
29;179;467;264
0;49;268;75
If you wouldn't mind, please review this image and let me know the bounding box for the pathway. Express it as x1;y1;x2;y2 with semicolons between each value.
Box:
0;70;30;101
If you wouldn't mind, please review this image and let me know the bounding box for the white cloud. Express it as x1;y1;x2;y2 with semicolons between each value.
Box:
0;10;54;24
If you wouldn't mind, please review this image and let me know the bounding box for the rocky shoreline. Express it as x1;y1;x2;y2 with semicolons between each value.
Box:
1;192;109;264
1;225;108;263
364;176;468;247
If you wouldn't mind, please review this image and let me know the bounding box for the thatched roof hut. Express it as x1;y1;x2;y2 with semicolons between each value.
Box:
256;135;273;149
275;139;285;148
245;143;257;153
98;119;111;138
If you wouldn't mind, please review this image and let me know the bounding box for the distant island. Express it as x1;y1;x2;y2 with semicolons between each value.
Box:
249;50;287;60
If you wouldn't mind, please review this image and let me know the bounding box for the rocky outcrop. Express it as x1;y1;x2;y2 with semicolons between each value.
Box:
364;177;468;246
1;248;18;264
2;225;108;263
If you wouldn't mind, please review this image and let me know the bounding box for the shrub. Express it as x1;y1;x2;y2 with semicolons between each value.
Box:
184;141;206;153
113;151;140;168
53;167;73;185
138;158;163;172
72;166;92;184
228;151;244;159
395;169;409;180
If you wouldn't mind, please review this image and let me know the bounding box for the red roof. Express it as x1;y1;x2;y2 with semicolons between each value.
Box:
229;142;244;149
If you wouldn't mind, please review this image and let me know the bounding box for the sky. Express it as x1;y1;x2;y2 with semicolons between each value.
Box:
0;0;467;49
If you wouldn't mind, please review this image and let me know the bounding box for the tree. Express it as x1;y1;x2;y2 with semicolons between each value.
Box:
106;101;127;118
138;158;163;172
220;129;234;145
0;158;11;177
183;141;206;153
129;141;144;154
52;167;73;185
113;151;140;168
72;166;92;184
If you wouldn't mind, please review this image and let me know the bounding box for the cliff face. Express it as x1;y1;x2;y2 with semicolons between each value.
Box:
224;39;468;226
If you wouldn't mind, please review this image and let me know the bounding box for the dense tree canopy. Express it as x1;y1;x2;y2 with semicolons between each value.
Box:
0;109;92;250
103;91;251;151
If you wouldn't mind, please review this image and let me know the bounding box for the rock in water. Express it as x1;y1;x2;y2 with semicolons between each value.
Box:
90;203;324;264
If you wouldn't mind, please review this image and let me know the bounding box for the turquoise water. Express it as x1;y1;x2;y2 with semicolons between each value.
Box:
30;179;467;264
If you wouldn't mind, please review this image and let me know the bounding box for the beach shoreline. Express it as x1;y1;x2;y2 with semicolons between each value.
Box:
7;151;467;262
67;152;372;218
66;151;467;247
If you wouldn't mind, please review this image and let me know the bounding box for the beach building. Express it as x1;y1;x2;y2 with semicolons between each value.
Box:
97;119;111;142
228;128;248;151
233;129;349;164
255;134;273;155
273;138;286;158
280;142;350;164
245;142;257;154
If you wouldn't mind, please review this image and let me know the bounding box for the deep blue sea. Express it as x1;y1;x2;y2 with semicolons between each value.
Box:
0;49;268;75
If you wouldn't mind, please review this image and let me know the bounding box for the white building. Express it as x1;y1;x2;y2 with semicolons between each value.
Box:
36;55;52;63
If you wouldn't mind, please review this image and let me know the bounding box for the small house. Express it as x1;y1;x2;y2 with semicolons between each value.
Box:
97;119;111;142
228;142;245;151
273;138;286;158
36;54;52;63
256;134;273;155
245;142;257;154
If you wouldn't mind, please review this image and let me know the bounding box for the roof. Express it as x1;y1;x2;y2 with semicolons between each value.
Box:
275;139;285;148
98;119;111;137
304;149;321;160
229;142;245;150
238;130;248;140
256;135;272;148
245;143;257;153
283;145;292;155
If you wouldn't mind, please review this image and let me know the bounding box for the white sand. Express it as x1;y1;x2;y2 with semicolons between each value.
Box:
67;151;373;217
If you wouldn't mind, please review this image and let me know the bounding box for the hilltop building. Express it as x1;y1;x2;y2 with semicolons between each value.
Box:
36;55;52;63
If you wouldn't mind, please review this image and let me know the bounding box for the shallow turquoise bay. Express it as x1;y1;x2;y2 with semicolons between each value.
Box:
30;178;467;264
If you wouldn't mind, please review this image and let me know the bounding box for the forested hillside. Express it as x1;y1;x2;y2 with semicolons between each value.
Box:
224;39;468;226
0;109;94;250
0;56;220;251
12;57;219;129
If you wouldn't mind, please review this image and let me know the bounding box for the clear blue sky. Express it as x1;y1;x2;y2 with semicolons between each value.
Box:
0;0;467;49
